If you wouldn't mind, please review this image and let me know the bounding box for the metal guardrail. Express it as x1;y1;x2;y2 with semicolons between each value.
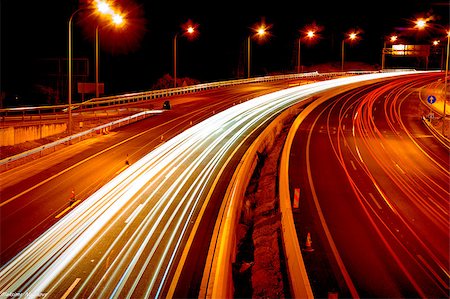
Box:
1;70;410;118
1;71;342;118
0;110;162;168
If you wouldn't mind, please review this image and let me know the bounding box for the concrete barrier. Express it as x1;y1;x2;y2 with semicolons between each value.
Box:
202;100;313;298
0;123;67;146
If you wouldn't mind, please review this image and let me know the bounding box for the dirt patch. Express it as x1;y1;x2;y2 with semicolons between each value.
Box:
233;122;292;299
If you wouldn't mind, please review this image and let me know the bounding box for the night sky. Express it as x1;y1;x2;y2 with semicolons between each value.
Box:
1;0;449;105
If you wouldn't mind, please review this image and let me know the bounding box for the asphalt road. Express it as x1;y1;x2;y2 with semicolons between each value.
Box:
288;72;449;298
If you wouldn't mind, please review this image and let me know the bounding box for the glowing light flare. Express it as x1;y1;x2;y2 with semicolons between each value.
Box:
257;26;266;36
306;30;315;39
96;0;113;15
112;12;124;26
181;20;199;39
250;20;272;41
390;35;398;43
349;32;357;40
415;18;427;30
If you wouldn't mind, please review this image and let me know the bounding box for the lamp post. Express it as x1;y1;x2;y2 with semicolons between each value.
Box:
341;32;358;71
297;29;315;73
68;0;121;135
173;24;196;88
68;8;83;136
381;35;397;70
95;12;124;98
247;24;268;78
443;31;449;135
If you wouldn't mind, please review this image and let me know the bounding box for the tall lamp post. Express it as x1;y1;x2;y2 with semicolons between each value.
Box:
247;24;269;78
68;0;121;135
297;29;316;73
341;32;358;71
173;23;196;88
442;30;449;135
381;35;398;70
95;13;124;98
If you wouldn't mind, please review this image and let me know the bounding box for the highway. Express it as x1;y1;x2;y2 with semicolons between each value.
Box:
0;80;300;265
288;72;449;298
0;71;438;298
0;78;321;298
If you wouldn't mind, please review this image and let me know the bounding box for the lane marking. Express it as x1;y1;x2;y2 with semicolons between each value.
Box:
368;192;382;210
60;277;81;299
395;163;406;174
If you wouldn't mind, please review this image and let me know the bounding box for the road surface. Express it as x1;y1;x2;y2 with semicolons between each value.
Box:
288;72;449;298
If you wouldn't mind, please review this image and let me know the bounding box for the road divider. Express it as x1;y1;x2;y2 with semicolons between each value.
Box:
203;100;314;298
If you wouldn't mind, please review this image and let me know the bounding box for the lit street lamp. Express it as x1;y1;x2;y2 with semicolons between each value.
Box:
173;22;197;88
247;23;269;78
341;31;358;71
442;30;449;135
95;12;124;98
68;0;123;135
297;29;316;73
381;35;398;70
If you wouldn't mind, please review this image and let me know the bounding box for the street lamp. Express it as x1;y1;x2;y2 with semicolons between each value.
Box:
341;31;358;71
95;12;125;98
68;0;122;135
297;28;317;73
381;34;398;70
442;30;449;135
247;23;269;78
173;21;197;88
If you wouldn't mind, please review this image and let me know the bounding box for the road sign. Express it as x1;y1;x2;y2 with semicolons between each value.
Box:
427;95;437;104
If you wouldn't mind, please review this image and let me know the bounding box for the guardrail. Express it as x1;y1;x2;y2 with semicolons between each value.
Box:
80;72;329;108
1;71;347;118
1;70;407;119
0;110;162;169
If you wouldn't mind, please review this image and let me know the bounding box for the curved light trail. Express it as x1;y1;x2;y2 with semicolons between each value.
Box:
0;71;426;298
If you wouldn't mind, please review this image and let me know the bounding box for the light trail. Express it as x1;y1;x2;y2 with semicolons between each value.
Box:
0;71;423;298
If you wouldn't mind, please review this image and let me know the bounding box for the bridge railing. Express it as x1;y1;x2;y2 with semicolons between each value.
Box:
1;71;350;119
76;72;329;109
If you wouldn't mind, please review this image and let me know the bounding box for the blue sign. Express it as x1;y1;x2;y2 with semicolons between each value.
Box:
427;95;437;104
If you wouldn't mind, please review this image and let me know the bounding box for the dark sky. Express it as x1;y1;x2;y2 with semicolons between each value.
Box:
1;0;449;104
